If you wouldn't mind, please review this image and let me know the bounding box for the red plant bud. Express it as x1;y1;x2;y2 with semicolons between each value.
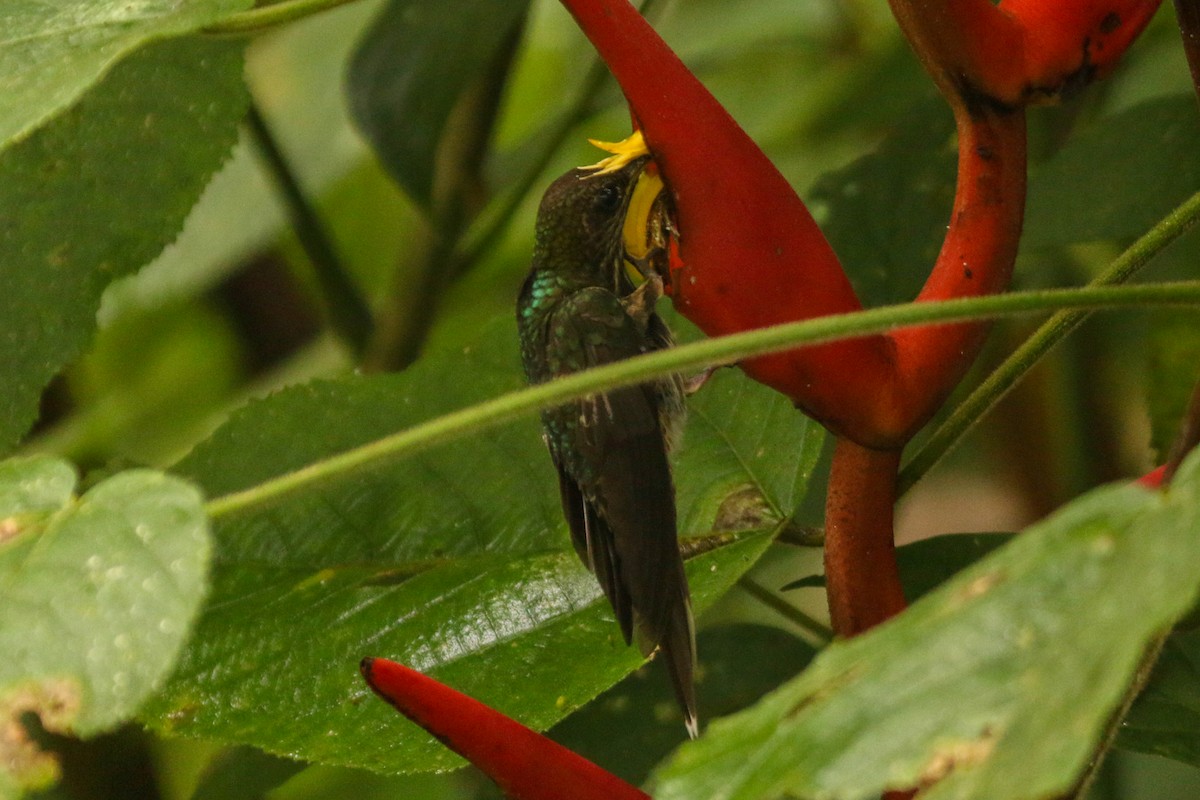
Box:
361;658;649;800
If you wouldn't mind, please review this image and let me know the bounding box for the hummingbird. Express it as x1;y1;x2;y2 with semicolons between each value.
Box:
516;156;697;737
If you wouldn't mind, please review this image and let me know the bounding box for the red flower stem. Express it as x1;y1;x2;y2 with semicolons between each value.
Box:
360;658;649;800
1139;465;1168;488
557;0;1145;646
823;438;906;635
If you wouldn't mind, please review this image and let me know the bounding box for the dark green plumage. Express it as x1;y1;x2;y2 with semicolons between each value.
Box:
516;159;696;737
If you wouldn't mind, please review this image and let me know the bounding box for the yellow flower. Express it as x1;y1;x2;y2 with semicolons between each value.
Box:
581;130;650;174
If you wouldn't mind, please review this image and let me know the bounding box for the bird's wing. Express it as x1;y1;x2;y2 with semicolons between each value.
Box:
543;287;688;647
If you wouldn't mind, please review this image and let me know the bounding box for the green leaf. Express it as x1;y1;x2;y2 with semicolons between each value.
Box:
677;366;824;531
1025;94;1200;248
808;98;957;307
151;533;773;773
191;746;306;800
141;316;821;772
552;624;818;787
651;454;1200;800
0;0;245;148
895;532;1013;600
101;4;391;322
346;0;529;208
0;456;76;517
0;456;210;798
0;36;248;453
783;533;1013;599
1119;629;1200;767
1146;310;1200;461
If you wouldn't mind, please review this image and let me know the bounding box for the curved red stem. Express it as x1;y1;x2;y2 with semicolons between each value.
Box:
886;108;1028;441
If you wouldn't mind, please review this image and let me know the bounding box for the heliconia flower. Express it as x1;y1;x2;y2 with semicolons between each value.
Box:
360;658;650;800
557;0;895;442
557;0;1155;446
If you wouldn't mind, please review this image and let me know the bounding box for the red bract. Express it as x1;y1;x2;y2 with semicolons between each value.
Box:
1003;0;1162;97
559;0;1154;448
889;0;1161;107
559;0;1154;647
360;658;650;800
1140;465;1168;488
557;0;1032;446
556;0;894;442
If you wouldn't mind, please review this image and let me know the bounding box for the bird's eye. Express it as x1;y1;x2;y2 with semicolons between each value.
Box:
593;182;623;215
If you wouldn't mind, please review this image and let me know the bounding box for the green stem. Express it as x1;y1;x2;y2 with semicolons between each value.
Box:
775;524;826;548
738;576;834;646
898;189;1200;494
245;102;374;355
451;62;608;270
204;280;1200;520
363;18;525;371
203;0;364;36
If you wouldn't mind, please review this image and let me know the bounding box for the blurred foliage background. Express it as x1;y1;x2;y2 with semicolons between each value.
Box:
15;0;1200;796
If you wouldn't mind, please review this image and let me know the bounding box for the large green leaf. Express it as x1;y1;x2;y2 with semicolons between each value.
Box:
677;366;824;531
651;453;1200;800
101;3;393;323
346;0;529;208
0;456;210;798
141;316;821;772
1119;629;1200;767
191;746;307;800
149;532;773;773
0;35;248;454
0;0;244;148
1024;94;1200;248
895;532;1012;600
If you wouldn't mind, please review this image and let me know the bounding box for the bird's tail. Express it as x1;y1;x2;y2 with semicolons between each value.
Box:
659;592;698;739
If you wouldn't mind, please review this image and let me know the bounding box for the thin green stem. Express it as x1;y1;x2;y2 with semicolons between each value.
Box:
898;189;1200;494
363;19;524;371
245;102;374;355
203;0;364;36
738;576;834;646
775;524;826;548
452;63;610;269
204;280;1200;520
